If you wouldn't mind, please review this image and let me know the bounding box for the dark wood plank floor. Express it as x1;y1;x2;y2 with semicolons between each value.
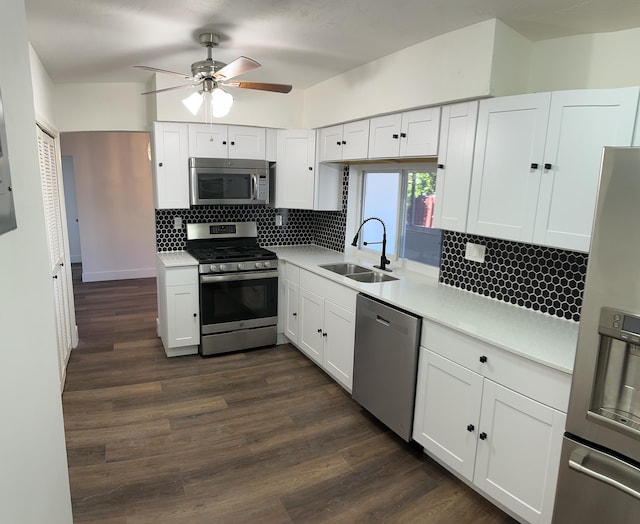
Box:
63;264;517;523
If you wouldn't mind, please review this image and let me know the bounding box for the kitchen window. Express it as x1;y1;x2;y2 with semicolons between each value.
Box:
354;163;442;268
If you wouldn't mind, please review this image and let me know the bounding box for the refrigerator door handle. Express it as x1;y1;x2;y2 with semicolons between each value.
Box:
569;447;640;501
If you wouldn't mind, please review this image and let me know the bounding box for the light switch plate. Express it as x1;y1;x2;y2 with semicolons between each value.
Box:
465;242;486;263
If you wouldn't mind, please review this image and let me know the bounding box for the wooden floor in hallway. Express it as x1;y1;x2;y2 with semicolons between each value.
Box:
63;264;517;523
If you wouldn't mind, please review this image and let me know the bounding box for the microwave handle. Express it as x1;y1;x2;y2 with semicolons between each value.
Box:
251;174;257;200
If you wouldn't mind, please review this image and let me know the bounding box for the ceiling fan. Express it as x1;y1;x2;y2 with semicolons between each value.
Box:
135;33;292;117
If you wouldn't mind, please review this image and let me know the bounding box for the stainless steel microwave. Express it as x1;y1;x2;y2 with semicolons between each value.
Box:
189;158;271;206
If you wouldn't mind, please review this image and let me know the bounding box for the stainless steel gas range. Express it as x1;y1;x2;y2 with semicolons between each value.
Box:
185;222;278;356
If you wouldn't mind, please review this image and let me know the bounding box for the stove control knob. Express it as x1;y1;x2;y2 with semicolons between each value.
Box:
255;262;264;269
264;261;272;268
238;263;245;270
209;264;218;272
219;264;227;272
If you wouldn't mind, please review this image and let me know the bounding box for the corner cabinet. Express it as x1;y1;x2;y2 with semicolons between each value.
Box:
282;264;357;391
275;129;341;210
467;87;639;252
187;123;266;159
317;120;370;162
413;320;569;524
368;107;440;159
156;259;199;357
432;101;479;232
152;122;190;209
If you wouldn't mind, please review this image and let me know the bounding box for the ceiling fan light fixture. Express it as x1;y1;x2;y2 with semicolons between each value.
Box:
182;91;203;115
209;87;234;118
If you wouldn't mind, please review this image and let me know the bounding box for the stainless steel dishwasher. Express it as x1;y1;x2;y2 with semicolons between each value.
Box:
352;293;422;441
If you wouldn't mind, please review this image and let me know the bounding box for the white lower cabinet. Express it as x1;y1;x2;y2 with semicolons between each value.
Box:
413;321;569;524
282;265;357;391
156;260;199;357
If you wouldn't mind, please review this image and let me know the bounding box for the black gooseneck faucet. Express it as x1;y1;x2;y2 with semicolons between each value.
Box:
351;217;391;272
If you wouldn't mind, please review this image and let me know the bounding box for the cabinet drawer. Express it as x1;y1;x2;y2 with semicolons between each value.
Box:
285;262;300;283
165;266;198;287
300;269;356;312
422;320;571;412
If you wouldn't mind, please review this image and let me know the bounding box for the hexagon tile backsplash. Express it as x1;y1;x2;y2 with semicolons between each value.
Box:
439;232;587;322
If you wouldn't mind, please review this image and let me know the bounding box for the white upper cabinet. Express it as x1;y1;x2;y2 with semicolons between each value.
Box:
468;87;639;252
432;101;479;232
275;129;341;210
318;120;370;162
152;121;190;209
188;123;266;160
368;107;440;159
533;87;639;251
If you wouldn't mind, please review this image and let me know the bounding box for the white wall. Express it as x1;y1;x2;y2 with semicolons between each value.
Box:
54;82;150;132
528;26;640;93
29;43;58;128
490;21;533;96
0;1;73;522
60;131;156;282
302;20;499;129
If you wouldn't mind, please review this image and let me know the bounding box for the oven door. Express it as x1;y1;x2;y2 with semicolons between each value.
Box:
199;270;278;334
191;169;259;205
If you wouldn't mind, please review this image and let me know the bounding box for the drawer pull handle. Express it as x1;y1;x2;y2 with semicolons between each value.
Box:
479;355;488;363
530;163;538;169
467;424;475;432
479;432;487;440
317;328;322;333
292;312;297;317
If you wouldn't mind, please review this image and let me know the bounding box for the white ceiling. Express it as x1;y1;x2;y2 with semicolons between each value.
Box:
25;0;640;90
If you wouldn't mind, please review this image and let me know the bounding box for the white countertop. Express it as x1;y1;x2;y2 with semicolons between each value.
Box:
269;245;579;374
156;251;198;267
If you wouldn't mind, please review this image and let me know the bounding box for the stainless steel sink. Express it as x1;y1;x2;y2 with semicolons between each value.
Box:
319;263;371;275
345;272;398;283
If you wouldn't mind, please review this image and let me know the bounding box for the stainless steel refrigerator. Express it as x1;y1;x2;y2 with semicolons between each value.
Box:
553;147;640;522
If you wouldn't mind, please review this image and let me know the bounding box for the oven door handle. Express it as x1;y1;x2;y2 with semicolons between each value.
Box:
201;270;279;283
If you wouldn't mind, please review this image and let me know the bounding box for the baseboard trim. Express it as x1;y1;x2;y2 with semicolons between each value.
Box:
82;267;156;282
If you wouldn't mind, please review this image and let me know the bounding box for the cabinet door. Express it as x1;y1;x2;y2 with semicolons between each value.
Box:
413;348;483;482
467;93;551;242
318;125;343;162
166;284;200;347
533;87;639;252
474;380;565;524
368;113;402;158
432;101;478;232
284;278;299;344
322;300;355;391
228;125;266;160
298;287;324;364
275;129;316;209
152;122;190;209
341;120;370;160
399;107;440;157
188;123;228;157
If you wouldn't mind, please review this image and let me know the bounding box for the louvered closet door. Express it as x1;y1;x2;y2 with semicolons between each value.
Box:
37;126;71;384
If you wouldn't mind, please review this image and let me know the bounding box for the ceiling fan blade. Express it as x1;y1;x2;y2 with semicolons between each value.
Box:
134;65;194;80
224;81;293;94
140;83;200;95
213;56;261;80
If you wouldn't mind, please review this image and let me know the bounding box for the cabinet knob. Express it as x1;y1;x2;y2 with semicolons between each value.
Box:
193;313;197;318
479;355;488;363
437;163;444;169
52;275;58;279
530;163;539;169
292;312;297;317
158;162;163;167
392;134;399;139
317;328;322;333
323;332;327;338
341;140;346;145
544;163;552;170
230;141;235;146
308;166;313;171
336;141;341;146
222;141;227;145
400;133;407;138
479;432;488;440
467;424;475;432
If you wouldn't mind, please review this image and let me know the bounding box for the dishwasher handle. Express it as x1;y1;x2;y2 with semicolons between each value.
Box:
376;314;391;327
